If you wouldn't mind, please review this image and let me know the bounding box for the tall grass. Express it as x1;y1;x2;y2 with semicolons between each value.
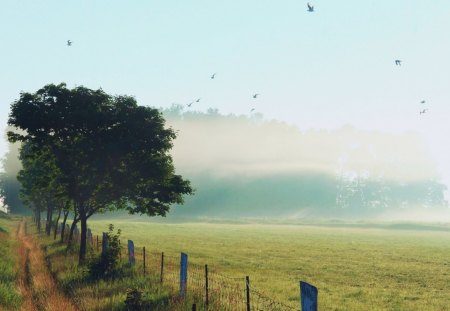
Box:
0;217;23;310
40;229;192;310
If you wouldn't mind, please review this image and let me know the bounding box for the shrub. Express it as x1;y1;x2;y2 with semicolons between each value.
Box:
88;224;122;280
124;286;170;311
125;287;143;310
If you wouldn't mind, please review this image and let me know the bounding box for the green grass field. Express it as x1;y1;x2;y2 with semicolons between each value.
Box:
87;219;450;310
0;214;22;310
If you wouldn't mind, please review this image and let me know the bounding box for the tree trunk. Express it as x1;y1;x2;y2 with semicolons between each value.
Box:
53;206;62;240
68;212;79;243
79;206;88;264
60;210;70;242
36;206;41;233
46;203;53;236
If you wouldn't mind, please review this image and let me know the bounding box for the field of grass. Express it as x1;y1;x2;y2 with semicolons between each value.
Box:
0;214;22;310
85;219;450;311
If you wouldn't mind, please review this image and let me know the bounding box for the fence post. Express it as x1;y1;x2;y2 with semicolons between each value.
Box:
143;247;146;276
180;252;188;298
102;232;108;255
205;264;209;307
160;252;164;284
127;240;135;266
246;276;251;311
119;239;122;261
96;235;99;252
192;303;197;311
300;281;318;311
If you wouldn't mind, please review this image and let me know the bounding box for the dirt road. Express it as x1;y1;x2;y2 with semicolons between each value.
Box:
16;220;78;311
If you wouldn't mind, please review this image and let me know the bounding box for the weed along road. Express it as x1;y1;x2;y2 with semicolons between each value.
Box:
16;220;78;311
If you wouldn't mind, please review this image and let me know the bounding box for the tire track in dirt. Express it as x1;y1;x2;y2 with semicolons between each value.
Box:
16;220;79;311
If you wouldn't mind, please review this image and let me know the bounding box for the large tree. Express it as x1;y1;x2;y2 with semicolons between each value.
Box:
8;83;193;262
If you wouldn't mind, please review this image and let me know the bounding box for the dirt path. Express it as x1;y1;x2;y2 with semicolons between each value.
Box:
16;220;79;311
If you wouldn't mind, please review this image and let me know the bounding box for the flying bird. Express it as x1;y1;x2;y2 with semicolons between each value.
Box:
250;108;255;113
187;101;194;107
420;109;428;114
67;40;72;46
195;98;201;103
420;100;426;104
395;59;402;66
211;73;216;79
307;3;314;12
253;94;259;99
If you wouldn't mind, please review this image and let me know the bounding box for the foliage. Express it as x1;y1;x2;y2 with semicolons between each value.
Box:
125;287;170;311
8;83;193;262
124;287;143;310
88;224;122;280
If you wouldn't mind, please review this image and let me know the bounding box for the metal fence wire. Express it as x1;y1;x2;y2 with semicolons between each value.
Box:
57;225;303;311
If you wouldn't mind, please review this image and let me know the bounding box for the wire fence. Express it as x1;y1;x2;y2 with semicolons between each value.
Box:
50;221;314;311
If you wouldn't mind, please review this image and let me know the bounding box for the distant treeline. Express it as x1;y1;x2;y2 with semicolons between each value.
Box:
168;173;447;219
160;105;448;219
1;103;447;219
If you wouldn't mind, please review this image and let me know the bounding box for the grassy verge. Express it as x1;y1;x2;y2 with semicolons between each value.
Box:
0;214;23;310
38;224;201;310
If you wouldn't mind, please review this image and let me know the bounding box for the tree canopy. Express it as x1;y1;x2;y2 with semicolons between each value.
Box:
8;83;193;262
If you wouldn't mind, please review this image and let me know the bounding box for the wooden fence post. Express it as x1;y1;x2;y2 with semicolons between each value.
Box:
246;276;251;311
96;235;99;252
119;239;122;261
143;247;146;276
160;252;164;284
192;303;197;311
205;264;209;307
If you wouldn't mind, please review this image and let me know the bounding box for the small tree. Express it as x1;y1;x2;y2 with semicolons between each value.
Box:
88;224;121;279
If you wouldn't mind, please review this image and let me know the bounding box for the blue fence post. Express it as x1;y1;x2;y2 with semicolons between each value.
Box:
300;281;318;311
102;232;108;255
87;228;93;247
180;252;188;298
128;240;135;266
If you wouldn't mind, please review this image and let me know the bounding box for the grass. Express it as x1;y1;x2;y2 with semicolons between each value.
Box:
0;215;23;310
83;219;450;311
39;224;197;311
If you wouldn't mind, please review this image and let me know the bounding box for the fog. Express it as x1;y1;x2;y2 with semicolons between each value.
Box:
162;106;448;220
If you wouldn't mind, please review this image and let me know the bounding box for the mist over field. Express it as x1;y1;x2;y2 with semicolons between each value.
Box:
2;106;448;221
159;106;448;220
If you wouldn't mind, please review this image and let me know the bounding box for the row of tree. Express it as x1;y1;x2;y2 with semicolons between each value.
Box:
8;83;193;263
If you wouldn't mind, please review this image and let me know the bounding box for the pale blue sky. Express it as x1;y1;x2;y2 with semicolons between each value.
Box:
1;1;450;189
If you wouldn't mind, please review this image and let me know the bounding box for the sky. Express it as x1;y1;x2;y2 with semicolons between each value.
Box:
1;1;450;194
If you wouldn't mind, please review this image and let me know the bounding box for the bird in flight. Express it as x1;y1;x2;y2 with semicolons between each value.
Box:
67;40;72;46
211;73;216;79
420;109;428;114
195;98;201;103
420;100;426;104
395;59;402;66
253;94;259;99
250;108;255;113
187;101;194;107
307;3;314;12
